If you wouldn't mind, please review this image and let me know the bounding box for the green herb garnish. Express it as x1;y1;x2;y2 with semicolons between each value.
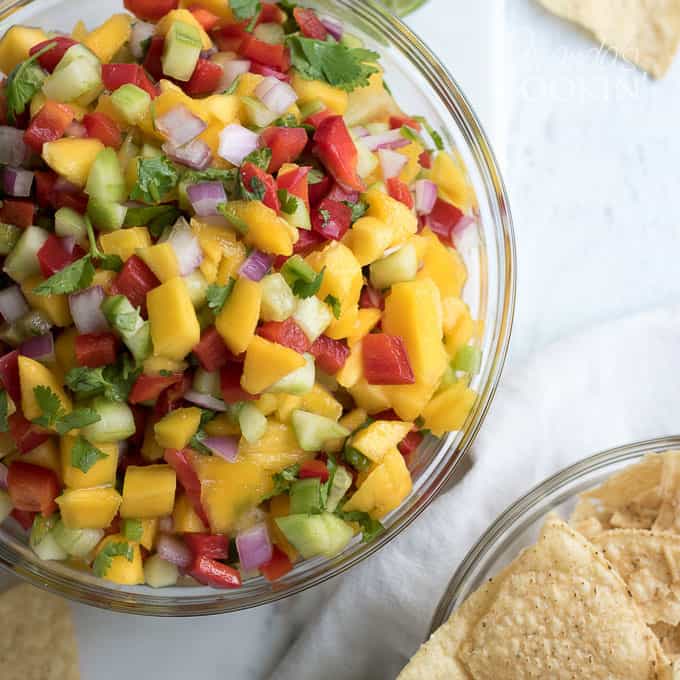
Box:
130;155;180;204
92;541;134;577
71;435;108;473
6;41;56;123
206;278;235;314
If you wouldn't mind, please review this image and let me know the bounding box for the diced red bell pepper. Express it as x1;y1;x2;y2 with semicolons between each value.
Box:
0;199;35;228
189;553;242;588
259;3;286;23
389;115;421;131
277;165;310;210
37;234;75;277
193;326;234;372
189;5;220;30
29;36;77;73
313;116;364;192
239;34;290;71
257;318;310;354
308;174;332;207
10;508;36;530
305;108;334;129
249;61;291;83
261;127;308;174
23;100;74;152
154;372;192;418
298;459;329;482
109;255;160;315
124;0;178;21
8;412;50;454
426;198;464;245
102;63;158;99
142;36;165;81
359;284;384;311
0;350;20;402
35;170;89;214
220;362;257;403
212;21;247;52
386;177;414;210
129;372;183;404
55;191;88;214
398;429;424;456
260;545;293;581
240;162;280;213
293;7;328;39
184;532;229;559
184;58;223;96
75;332;118;368
309;335;350;375
311;198;352;241
129;404;147;450
164;448;209;528
7;461;59;516
418;150;432;169
373;409;400;421
290;228;323;261
362;334;415;385
83;112;122;149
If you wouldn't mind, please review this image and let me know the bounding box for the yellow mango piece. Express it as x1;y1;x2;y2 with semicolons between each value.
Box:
254;393;279;416
350;420;413;463
238;422;312;471
100;227;151;262
95;534;144;585
143;356;187;376
275;394;302;423
120;465;177;519
430;151;474;211
364;189;418;248
42;138;105;188
57;487;122;529
55;328;78;375
173;493;206;533
277;384;343;423
21;275;71;327
343;448;412;519
417;228;467;300
342;216;393;266
204;94;239;124
347;308;382;347
179;0;234;19
83;14;131;63
268;494;298;561
444;303;476;357
199;257;218;284
95;94;129;127
396;141;424;185
215;276;261;355
141;421;165;462
60;435;118;489
0;26;48;75
348;380;391;414
191;217;237;260
155;11;213;49
22;439;61;480
148;277;201;361
18;356;72;423
336;342;363;389
241;336;306;394
204;414;241;437
154;407;202;449
325;408;368;453
227;201;295;256
385;381;438;424
422;381;476;437
93;270;116;289
236;72;264;98
217;242;247;282
345;70;400;126
137;243;180;282
291;71;348;114
139;518;158;551
72;20;88;41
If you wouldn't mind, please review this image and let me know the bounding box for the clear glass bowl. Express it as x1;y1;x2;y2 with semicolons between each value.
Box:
430;436;680;633
0;0;515;615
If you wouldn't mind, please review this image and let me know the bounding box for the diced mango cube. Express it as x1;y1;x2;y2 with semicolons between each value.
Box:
241;336;306;394
179;0;234;19
228;200;295;255
154;407;202;449
345;70;400;127
0;26;48;74
60;435;118;489
347;308;382;346
55;327;78;375
444;302;477;358
325;407;368;453
139;518;159;550
421;381;476;437
204;414;241;437
83;14;132;63
396;140;424;185
137;243;180;282
348;380;391;414
254;393;279;416
173;493;206;533
215;276;261;355
350;420;413;463
364;190;417;248
236;72;264;97
120;465;177;519
336;342;363;389
100;227;151;262
72;20;88;41
21;275;72;326
42;138;105;188
277;384;343;423
57;487;122;529
21;439;61;480
267;493;298;561
141;420;165;462
217;243;247;282
237;422;312;471
204;94;239;124
417;228;467;300
155;10;213;49
291;71;348;114
94;534;144;585
18;356;72;424
429;151;474;211
342;216;393;266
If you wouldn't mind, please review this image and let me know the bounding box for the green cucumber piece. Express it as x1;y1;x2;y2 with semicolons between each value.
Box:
144;554;179;587
193;368;222;398
369;242;417;290
87;197;127;232
111;83;151;125
293;296;332;343
86;148;126;203
325;465;353;512
289;478;322;514
100;294;152;362
162;21;202;82
0;223;20;255
55;43;100;71
275;512;353;559
279;190;311;230
3;225;49;282
291;409;349;451
241;96;277;128
55;207;88;244
355;138;379;178
183;270;209;308
365;122;389;135
141;143;162;159
260;273;296;323
52;520;103;558
253;22;285;45
452;345;482;374
43;57;102;103
30;516;68;561
238;402;267;443
82;396;136;442
340;33;364;49
298;99;324;119
268;353;314;395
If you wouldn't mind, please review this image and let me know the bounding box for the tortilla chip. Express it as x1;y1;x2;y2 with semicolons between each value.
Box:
0;583;80;680
537;0;680;78
654;622;680;659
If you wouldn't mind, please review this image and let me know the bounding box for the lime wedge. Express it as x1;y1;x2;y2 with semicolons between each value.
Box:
380;0;429;17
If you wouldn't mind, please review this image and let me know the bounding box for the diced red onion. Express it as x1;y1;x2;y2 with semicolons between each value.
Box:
236;523;273;571
250;63;290;83
68;286;109;334
218;124;260;166
157;533;192;569
130;21;155;59
184;390;228;412
364;284;383;309
0;462;7;489
158;516;174;533
202;435;239;462
452;215;477;249
326;184;359;204
54;176;80;194
3;167;33;197
65;121;87;138
61;235;77;254
320;16;343;41
187;181;227;217
155;105;207;147
0;127;30;166
415;179;437;215
362;129;410;151
0;286;29;323
19;333;54;362
255;77;297;115
239;249;272;282
200;46;218;59
218;59;251;91
163;139;212;170
160;217;203;275
379;149;408;180
351;126;369;138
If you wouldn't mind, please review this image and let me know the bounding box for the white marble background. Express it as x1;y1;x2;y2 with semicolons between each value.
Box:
5;0;680;677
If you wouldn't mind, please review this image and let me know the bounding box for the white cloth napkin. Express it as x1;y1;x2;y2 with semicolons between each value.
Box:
270;304;680;680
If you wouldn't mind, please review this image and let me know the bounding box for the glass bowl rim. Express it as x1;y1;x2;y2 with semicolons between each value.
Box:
0;0;517;615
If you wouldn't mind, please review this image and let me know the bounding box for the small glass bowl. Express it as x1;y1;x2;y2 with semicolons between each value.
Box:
0;0;516;615
430;436;680;633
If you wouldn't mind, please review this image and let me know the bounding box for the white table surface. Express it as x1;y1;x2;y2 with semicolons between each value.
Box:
5;0;680;677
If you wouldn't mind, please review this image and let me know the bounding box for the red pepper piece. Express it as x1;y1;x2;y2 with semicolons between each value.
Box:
277;165;310;210
184;58;223;96
239;34;290;71
362;334;415;385
29;36;77;73
164;448;210;528
426;198;464;246
305;109;334;129
258;4;285;23
142;36;165;81
309;335;350;375
193;326;235;372
184;532;230;559
308;173;332;207
418;150;432;169
8;412;50;454
298;459;329;482
75;332;118;368
128;372;183;404
293;7;328;40
37;234;75;277
260;545;293;582
292;228;324;255
154;372;191;418
189;553;242;588
261;127;308;174
7;461;59;516
23;100;74;152
10;508;36;530
359;285;384;311
386;177;414;210
0;350;20;403
124;0;178;21
212;22;247;52
313;116;364;192
325;182;359;204
249;61;291;82
257;318;311;354
389;115;421;131
240;162;280;213
189;5;220;30
82;112;122;149
129;405;147;450
220;363;257;403
102;63;158;99
398;429;424;456
0;199;35;228
109;255;160;315
311;198;352;241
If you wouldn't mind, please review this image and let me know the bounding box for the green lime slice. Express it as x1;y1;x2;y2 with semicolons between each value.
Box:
380;0;429;17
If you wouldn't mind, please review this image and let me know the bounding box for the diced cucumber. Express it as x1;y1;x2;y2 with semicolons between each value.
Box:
254;22;285;45
260;273;296;322
162;21;202;82
355;138;378;179
0;309;52;347
86;148;127;203
325;465;353;512
293;296;332;343
30;516;68;561
241;96;278;128
145;554;179;587
0;223;20;255
238;402;267;443
55;207;88;244
453;345;482;374
82;396;136;442
291;409;349;451
0;489;12;524
193;368;222;398
290;478;323;514
118;133;140;168
43;57;102;103
365;122;390;135
369;242;417;290
111;83;151;125
280;255;317;288
279;190;311;230
268;353;314;395
87;198;128;232
52;520;103;558
3;225;49;282
298;99;324;120
275;512;353;559
55;43;101;71
101;294;152;362
141;143;162;159
367;181;386;194
183;270;209;308
341;32;364;49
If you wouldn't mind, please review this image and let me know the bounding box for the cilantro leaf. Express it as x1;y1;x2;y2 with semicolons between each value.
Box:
124;204;181;239
414;116;444;151
263;463;300;500
286;36;380;92
230;0;261;20
281;255;325;299
86;216;122;272
188;409;217;454
182;168;237;189
324;295;341;319
65;356;141;403
343;444;372;472
241;175;266;202
32;256;95;296
336;510;385;542
0;389;8;433
277;189;299;215
292;266;324;298
5;41;55;124
343;199;368;222
242;148;272;171
92;540;134;577
223;74;242;95
206;278;235;314
130;155;180;204
31;385;63;428
70;435;108;473
122;518;143;542
273;114;313;134
307;169;325;185
56;408;101;435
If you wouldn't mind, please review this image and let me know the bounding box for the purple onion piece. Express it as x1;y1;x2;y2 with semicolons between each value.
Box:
236;523;273;571
155;105;207;147
68;286;109;334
